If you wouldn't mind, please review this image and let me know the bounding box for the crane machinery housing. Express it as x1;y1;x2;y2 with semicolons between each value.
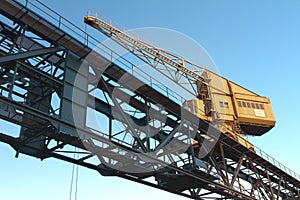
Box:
84;15;276;151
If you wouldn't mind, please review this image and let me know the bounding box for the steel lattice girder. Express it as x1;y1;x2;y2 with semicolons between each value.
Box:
0;0;299;199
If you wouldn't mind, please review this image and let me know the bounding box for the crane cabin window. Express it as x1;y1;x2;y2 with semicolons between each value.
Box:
260;104;264;110
247;102;251;108
255;103;259;109
220;101;229;108
219;101;224;108
242;102;247;107
224;102;229;108
238;101;242;107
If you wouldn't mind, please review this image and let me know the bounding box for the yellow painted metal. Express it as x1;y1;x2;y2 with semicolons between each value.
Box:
84;15;276;151
84;15;225;96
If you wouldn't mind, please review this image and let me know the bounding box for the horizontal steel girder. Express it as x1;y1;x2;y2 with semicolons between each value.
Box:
0;46;63;64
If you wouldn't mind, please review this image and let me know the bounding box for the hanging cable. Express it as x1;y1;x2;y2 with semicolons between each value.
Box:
75;150;79;200
69;147;79;200
69;148;75;200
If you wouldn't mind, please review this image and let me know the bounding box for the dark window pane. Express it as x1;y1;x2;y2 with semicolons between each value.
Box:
255;103;259;109
242;102;247;107
260;104;264;110
224;102;229;108
220;101;224;108
247;102;251;108
238;101;242;107
251;103;255;108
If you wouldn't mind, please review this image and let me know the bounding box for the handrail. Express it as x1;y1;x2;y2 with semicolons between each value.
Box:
14;0;300;182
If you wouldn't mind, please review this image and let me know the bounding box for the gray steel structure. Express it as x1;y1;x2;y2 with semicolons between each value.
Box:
0;0;299;199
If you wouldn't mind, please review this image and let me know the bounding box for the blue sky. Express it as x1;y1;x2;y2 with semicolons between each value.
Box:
1;0;300;199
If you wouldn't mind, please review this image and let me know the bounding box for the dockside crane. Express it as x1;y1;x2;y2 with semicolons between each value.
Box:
84;15;276;151
0;0;299;198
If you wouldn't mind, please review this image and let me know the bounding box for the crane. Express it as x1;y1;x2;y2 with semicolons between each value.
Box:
83;15;221;97
84;15;276;151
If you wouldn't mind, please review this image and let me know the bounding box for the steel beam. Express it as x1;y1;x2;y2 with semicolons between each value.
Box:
0;46;63;63
0;1;300;199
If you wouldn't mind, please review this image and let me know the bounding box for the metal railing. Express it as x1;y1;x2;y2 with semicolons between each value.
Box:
16;0;187;105
254;146;300;181
14;0;300;183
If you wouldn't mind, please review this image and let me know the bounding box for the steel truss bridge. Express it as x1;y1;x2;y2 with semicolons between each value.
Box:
0;0;299;199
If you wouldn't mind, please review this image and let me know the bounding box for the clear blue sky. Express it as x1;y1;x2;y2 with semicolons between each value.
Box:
1;0;300;199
